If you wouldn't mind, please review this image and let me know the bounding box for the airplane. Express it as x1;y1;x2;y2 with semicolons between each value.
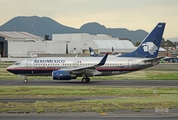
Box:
89;46;121;57
89;47;100;57
163;57;178;63
6;22;166;83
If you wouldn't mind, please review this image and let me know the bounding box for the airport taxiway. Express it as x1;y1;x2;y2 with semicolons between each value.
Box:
0;113;178;120
0;79;177;87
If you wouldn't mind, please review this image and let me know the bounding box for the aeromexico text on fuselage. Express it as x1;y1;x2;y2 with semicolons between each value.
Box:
34;59;65;63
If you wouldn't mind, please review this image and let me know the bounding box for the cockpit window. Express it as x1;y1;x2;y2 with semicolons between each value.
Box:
15;62;21;65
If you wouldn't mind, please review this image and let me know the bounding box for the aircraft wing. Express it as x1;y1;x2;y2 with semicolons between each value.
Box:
71;53;109;75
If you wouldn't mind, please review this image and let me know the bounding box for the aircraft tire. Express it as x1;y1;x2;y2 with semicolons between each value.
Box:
82;78;86;83
82;78;90;83
24;79;28;83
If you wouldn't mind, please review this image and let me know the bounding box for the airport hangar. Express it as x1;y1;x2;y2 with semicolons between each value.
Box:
0;31;166;59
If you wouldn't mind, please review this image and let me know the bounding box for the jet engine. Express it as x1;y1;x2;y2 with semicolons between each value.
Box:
52;70;76;80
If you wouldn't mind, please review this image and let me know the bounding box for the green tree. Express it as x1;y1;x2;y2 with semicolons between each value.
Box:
166;40;174;47
135;42;141;46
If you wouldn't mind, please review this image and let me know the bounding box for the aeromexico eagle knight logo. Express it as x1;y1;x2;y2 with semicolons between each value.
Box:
142;42;158;55
90;51;95;56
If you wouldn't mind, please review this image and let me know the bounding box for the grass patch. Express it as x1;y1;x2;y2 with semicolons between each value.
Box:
0;94;178;113
1;86;178;97
89;70;178;80
0;86;178;113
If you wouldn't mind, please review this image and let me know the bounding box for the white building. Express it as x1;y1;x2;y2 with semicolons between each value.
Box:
0;31;166;58
52;33;134;55
0;31;66;57
83;40;136;55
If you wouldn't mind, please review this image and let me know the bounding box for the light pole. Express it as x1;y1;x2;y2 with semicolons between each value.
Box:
65;41;70;54
83;43;87;55
164;43;168;57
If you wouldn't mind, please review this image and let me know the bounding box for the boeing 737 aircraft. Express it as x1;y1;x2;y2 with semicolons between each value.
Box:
6;23;166;83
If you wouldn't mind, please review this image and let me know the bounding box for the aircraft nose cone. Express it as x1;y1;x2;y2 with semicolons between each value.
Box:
6;67;11;72
6;66;13;72
6;66;9;70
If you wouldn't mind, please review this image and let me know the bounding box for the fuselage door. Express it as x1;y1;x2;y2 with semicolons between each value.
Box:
128;59;132;68
73;57;79;68
73;61;77;68
27;60;33;68
72;58;77;68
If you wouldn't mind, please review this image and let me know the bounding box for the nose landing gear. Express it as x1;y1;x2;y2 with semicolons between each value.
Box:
24;79;28;83
18;75;29;83
22;76;28;83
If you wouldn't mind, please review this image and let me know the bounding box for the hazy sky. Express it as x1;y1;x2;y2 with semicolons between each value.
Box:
0;0;178;39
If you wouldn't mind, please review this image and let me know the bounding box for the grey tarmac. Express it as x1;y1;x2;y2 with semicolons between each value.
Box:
0;113;178;120
0;79;178;87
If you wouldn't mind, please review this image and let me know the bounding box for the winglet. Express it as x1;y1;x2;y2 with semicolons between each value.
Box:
97;52;109;65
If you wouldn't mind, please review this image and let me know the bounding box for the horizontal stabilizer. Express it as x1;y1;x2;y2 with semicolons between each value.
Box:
143;57;164;62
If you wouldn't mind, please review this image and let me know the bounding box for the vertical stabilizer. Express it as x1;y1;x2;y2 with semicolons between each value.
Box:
119;23;166;58
89;47;100;57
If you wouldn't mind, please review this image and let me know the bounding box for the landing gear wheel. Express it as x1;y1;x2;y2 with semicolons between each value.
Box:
82;78;87;83
81;77;90;83
24;79;28;83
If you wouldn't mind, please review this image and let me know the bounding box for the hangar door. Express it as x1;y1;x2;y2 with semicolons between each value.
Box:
0;42;3;56
0;37;8;57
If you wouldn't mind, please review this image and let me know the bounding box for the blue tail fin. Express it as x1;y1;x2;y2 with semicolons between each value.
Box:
89;47;100;57
119;23;166;58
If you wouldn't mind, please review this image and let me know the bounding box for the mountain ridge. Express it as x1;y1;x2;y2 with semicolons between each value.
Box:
0;16;148;43
167;37;178;42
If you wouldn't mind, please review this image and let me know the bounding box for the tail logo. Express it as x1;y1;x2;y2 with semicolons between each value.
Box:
142;42;158;55
90;51;95;55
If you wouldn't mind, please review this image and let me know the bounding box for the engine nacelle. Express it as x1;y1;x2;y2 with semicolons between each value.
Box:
52;70;76;80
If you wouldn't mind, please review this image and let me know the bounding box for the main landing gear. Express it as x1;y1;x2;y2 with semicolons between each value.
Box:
81;77;90;83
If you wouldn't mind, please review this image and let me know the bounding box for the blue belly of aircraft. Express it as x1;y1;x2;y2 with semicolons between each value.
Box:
8;69;53;76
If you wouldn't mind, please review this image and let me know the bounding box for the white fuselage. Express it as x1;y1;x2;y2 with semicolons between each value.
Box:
6;56;156;77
